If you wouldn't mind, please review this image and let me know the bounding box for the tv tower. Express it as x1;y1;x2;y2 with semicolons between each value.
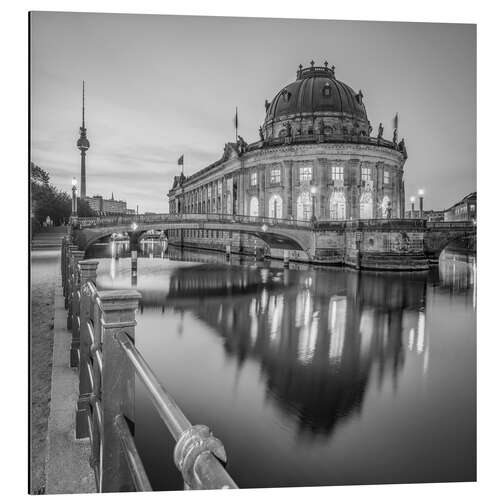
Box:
76;81;90;199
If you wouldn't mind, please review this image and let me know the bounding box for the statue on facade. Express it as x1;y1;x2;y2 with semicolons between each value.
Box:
317;118;325;135
285;121;292;137
398;138;407;158
377;122;384;140
392;128;398;145
237;135;248;155
259;126;264;141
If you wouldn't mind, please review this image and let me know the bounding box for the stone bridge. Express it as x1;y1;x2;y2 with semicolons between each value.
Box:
72;214;476;271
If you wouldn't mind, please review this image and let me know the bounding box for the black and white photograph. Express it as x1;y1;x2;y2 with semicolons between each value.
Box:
21;3;491;497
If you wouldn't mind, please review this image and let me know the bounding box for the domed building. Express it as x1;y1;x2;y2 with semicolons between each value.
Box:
168;61;408;227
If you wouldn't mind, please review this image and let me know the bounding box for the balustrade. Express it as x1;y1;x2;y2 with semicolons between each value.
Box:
61;240;237;492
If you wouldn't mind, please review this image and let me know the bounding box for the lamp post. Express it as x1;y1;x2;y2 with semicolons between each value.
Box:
418;189;424;219
310;185;317;221
71;177;78;218
410;196;415;219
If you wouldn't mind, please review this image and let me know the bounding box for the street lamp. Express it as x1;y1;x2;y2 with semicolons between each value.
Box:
418;189;424;219
71;177;78;217
410;196;415;219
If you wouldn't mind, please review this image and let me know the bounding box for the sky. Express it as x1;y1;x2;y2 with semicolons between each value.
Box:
30;12;476;213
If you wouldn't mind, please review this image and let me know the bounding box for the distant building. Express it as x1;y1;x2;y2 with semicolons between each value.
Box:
86;193;128;215
444;192;476;222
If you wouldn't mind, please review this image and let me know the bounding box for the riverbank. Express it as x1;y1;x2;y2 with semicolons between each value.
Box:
30;249;58;494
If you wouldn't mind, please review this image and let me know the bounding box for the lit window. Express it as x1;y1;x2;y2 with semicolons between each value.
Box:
250;172;258;186
270;168;281;184
384;170;390;184
300;166;312;182
332;166;344;181
361;167;371;183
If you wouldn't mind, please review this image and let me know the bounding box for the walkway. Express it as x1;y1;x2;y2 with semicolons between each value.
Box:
30;227;95;494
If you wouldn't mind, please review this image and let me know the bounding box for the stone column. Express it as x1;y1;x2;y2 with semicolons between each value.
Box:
69;250;85;367
99;289;142;493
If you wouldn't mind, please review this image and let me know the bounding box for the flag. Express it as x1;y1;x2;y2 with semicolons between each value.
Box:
393;113;399;130
177;154;184;166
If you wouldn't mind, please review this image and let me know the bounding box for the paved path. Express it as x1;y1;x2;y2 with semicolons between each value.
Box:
30;227;95;494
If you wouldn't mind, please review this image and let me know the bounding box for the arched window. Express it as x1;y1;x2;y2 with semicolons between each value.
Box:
359;191;373;219
297;191;313;221
381;195;391;218
249;196;259;217
268;194;283;219
330;191;346;220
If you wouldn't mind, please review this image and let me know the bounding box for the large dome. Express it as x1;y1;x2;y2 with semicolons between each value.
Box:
263;62;371;139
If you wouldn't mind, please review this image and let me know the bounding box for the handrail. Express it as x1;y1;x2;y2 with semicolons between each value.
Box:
75;212;476;231
115;331;191;439
115;330;237;490
61;247;238;492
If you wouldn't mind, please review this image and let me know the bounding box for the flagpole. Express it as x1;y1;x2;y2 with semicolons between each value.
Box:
235;106;238;143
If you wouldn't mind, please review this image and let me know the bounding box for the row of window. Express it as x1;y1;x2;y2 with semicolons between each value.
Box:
249;166;392;185
248;192;393;220
169;229;231;239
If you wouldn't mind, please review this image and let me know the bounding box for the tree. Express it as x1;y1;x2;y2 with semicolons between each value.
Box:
30;162;96;227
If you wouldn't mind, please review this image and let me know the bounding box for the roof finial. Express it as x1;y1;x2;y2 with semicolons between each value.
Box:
310;59;315;67
324;60;328;67
331;64;336;78
82;80;85;129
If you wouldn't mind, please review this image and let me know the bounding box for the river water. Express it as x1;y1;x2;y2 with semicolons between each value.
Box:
87;240;476;490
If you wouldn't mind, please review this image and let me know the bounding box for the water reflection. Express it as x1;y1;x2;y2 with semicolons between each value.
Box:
91;243;434;436
90;241;476;488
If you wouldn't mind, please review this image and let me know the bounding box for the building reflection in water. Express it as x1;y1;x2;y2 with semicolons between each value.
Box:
91;241;475;438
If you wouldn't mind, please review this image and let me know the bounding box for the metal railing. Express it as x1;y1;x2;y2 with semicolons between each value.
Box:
61;238;238;492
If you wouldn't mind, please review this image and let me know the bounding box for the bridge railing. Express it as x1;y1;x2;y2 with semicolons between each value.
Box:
426;221;476;229
61;239;238;492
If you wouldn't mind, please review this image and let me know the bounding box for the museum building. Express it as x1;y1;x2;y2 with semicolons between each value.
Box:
168;61;408;234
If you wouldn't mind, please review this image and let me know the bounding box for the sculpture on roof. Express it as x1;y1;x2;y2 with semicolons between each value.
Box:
237;135;248;155
377;123;384;140
317;118;325;135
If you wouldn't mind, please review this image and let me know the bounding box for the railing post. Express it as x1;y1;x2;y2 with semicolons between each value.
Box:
70;250;85;367
99;289;142;493
76;260;99;439
64;245;78;308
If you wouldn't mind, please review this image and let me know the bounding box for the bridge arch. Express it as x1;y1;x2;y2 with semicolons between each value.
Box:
75;220;314;258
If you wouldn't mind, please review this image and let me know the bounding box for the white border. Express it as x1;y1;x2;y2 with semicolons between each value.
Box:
2;1;498;499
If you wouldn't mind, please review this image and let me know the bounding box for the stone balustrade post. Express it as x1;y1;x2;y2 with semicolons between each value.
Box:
75;260;99;439
99;289;141;493
69;250;85;367
64;245;78;308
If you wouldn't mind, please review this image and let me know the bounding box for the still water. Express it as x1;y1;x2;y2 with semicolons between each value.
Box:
87;240;476;490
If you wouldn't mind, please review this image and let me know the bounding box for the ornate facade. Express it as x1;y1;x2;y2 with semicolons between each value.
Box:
168;62;408;222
